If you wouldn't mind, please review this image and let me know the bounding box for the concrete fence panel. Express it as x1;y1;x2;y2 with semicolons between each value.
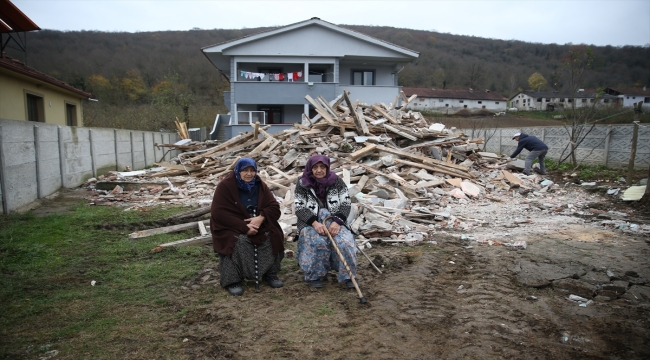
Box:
463;124;649;169
0;118;179;214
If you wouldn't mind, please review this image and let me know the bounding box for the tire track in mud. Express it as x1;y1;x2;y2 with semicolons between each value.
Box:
366;237;589;359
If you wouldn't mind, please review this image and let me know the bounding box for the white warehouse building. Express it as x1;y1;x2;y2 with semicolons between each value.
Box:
402;87;508;114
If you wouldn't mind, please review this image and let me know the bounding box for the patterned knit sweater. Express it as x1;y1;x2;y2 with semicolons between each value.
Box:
294;176;351;234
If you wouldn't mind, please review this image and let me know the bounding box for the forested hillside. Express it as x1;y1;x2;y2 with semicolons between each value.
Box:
5;24;649;131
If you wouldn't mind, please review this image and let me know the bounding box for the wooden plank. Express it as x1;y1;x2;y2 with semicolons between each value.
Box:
387;173;418;190
383;124;417;141
268;165;293;180
374;144;470;172
343;90;367;135
349;143;377;160
356;108;371;135
371;105;398;124
158;234;212;248
305;95;337;123
502;170;524;187
253;121;260;139
207;137;265;159
248;136;275;157
342;168;351;186
129;220;210;239
198;221;209;236
415;179;445;188
189;125;271;161
393;158;473;179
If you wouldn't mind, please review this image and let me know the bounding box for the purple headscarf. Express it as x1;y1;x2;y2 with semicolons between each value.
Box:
234;158;258;192
302;155;338;203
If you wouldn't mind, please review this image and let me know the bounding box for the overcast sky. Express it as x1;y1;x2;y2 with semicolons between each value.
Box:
11;0;650;47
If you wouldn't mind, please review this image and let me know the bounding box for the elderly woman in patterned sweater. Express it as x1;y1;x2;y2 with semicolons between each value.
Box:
210;158;284;296
294;155;357;289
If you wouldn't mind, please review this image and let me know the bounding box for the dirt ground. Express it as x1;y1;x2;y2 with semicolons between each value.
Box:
30;172;650;360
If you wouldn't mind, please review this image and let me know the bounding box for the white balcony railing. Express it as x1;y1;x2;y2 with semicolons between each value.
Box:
234;111;266;125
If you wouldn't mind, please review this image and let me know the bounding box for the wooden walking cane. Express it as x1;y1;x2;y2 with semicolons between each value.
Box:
322;216;367;304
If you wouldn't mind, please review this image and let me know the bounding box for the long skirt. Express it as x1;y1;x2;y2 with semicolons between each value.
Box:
297;208;357;283
217;233;283;288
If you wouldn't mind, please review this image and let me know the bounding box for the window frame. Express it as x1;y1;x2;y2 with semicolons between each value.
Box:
25;91;45;122
351;69;375;86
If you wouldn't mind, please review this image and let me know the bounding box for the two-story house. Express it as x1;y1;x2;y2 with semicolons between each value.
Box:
201;17;419;138
604;87;650;109
402;87;507;113
509;90;619;111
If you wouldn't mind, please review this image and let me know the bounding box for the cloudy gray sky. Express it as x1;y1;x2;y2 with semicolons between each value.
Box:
11;0;650;46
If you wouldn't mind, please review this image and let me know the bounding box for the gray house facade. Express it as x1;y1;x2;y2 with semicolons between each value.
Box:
201;18;419;138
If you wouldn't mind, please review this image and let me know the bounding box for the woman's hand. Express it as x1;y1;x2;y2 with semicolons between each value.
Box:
245;216;264;236
311;220;327;235
328;222;341;236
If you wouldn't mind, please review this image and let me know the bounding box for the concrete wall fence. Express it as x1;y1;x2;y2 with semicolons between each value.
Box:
460;124;649;169
0;118;179;214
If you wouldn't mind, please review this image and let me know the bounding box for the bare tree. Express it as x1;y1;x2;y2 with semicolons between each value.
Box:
465;62;485;89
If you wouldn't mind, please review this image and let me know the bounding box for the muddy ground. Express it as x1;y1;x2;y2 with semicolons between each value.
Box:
25;177;650;359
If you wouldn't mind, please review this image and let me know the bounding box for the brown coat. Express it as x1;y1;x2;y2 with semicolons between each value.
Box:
210;172;284;257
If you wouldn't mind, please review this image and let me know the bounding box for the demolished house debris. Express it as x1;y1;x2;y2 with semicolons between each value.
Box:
80;90;649;251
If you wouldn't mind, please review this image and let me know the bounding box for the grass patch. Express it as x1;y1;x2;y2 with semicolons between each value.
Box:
545;158;646;183
0;204;213;359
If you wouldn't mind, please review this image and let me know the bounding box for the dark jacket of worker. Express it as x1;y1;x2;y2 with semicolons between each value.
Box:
510;133;548;158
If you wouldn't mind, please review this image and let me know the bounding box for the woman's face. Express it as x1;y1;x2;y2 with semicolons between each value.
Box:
239;166;256;182
312;162;327;179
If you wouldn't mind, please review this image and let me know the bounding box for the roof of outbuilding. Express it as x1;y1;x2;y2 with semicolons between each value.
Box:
0;55;92;98
402;87;508;101
605;87;649;96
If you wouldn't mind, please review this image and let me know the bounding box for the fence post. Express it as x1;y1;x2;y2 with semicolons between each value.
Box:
58;126;67;188
142;132;147;168
89;129;97;177
627;122;639;184
499;129;502;155
604;125;612;167
34;125;42;198
0;126;8;214
114;129;119;171
130;131;135;170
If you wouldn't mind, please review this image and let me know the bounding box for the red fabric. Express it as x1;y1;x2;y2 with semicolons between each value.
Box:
210;172;284;256
279;73;285;81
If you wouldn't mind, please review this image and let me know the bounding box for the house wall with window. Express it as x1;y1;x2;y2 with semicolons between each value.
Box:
509;92;617;111
620;94;650;108
410;97;505;112
0;66;87;126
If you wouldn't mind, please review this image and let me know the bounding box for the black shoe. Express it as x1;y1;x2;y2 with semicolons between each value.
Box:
226;283;243;296
266;275;284;288
344;279;356;289
308;279;324;288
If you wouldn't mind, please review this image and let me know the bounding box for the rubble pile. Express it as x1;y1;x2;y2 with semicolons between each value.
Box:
80;90;645;248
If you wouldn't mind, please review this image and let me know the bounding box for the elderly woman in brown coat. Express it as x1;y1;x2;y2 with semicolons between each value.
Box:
210;158;284;296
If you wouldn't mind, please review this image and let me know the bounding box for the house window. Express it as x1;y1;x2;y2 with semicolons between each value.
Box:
482;105;486;109
516;100;519;104
537;98;542;102
633;97;636;99
445;104;449;107
560;98;565;102
26;93;44;122
590;99;595;103
478;101;482;104
459;100;464;103
495;102;500;104
65;103;78;126
352;70;375;85
545;99;550;102
439;98;444;102
464;105;467;108
582;99;587;103
644;97;649;103
568;99;573;103
627;96;630;99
